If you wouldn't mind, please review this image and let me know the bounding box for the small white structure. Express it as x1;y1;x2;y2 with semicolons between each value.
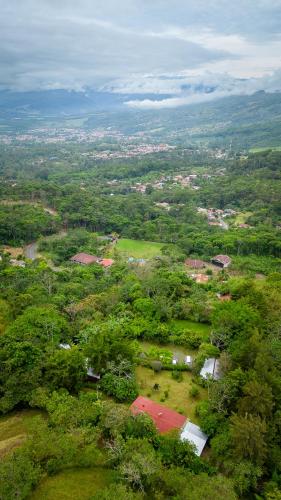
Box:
181;421;208;456
10;259;26;268
87;365;101;381
172;357;178;365
59;343;71;349
184;355;192;367
200;358;220;380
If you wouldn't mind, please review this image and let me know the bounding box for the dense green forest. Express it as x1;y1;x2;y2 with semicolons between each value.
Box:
0;145;281;499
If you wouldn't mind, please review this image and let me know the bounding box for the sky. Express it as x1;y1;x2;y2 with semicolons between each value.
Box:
1;0;281;108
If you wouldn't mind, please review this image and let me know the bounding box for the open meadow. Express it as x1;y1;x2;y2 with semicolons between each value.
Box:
109;238;164;259
30;468;117;500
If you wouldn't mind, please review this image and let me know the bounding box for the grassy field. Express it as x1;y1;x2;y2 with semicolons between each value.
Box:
0;410;43;458
111;238;164;259
136;366;206;423
249;146;281;153
234;211;253;225
30;467;117;500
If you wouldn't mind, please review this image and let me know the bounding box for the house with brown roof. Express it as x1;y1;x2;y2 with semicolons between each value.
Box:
211;254;231;268
70;253;100;265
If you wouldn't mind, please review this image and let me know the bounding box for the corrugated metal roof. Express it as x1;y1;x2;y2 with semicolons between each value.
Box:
200;358;220;380
131;396;186;433
181;421;208;456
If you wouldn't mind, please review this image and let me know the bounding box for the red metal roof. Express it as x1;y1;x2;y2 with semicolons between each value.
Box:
99;258;114;268
70;253;100;265
130;396;186;433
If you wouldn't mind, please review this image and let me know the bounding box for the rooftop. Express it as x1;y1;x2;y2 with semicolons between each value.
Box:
70;253;100;265
212;254;231;265
130;396;186;433
99;258;114;268
180;421;208;456
200;358;220;380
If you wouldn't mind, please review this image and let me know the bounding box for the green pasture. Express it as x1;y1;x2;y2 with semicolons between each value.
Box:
0;410;43;458
111;238;164;259
249;146;281;153
30;467;117;500
233;211;253;225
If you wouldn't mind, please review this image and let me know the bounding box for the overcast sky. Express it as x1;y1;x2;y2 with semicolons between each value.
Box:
1;0;281;108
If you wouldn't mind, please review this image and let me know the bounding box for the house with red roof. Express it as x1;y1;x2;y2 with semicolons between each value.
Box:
130;396;186;434
70;253;100;265
130;396;208;456
99;258;114;268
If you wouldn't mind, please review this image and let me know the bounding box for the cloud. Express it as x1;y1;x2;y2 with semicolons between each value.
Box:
0;0;281;103
125;70;281;109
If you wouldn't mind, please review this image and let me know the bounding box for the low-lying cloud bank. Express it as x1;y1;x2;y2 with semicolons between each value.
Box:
122;70;281;109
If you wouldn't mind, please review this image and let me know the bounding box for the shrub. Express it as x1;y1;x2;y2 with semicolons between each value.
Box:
189;385;199;398
151;360;162;373
171;371;183;382
100;373;138;402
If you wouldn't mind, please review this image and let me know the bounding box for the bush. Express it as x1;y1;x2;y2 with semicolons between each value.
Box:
189;385;200;398
151;360;162;373
100;373;138;402
170;330;202;349
171;371;183;382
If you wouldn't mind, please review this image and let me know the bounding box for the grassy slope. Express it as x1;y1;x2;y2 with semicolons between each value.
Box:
0;410;43;458
233;211;253;225
30;468;117;500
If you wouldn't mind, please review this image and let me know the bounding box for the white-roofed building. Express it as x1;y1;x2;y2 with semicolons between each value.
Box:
184;355;192;367
59;343;71;350
180;421;208;456
200;358;220;380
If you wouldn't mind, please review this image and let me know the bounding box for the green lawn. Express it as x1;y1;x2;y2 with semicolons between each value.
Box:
111;238;164;259
30;467;117;500
0;409;43;458
136;366;206;423
249;146;281;153
169;319;211;340
233;211;253;225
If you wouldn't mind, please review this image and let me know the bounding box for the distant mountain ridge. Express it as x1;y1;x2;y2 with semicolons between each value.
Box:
0;88;280;149
0;89;172;115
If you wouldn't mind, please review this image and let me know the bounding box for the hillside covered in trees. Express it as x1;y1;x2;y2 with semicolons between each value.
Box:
0;144;280;499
